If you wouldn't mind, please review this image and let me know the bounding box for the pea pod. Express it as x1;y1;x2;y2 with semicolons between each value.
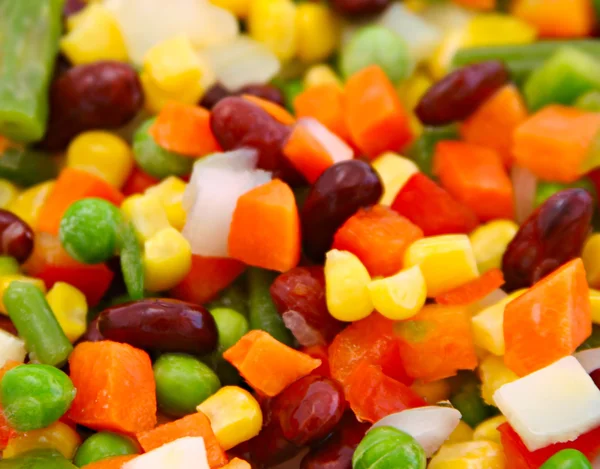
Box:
0;449;77;469
352;426;426;469
0;148;57;187
540;449;592;469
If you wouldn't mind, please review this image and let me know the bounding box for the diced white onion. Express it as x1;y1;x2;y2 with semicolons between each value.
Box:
122;437;209;469
420;3;473;33
511;165;537;224
575;348;600;374
0;329;26;368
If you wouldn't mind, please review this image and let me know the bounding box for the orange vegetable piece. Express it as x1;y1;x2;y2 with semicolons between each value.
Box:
122;167;160;197
435;269;505;305
460;85;528;167
294;84;351;143
149;102;221;157
81;455;138;469
511;0;594;38
434;141;514;221
344;65;413;159
504;258;591;376
68;341;156;434
395;304;478;382
228;179;301;272
301;344;331;377
37;168;124;235
513;105;600;183
453;0;495;9
223;330;321;397
170;255;245;304
221;458;251;469
241;95;295;125
137;411;227;469
332;205;423;277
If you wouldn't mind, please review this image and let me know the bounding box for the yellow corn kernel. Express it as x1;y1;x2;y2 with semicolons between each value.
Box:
372;152;419;206
140;70;209;114
3;421;81;459
428;29;465;80
46;282;88;343
197;386;263;450
583;233;600;289
411;379;451;404
446;420;474;444
471;290;525;356
295;4;339;64
303;64;342;89
8;181;55;229
248;0;298;61
121;194;171;243
0;276;46;314
397;70;433;111
473;415;507;444
479;355;518;407
0;180;19;210
325;249;373;321
429;441;505;469
368;265;426;320
404;0;427;12
590;289;600;324
210;0;252;18
404;235;479;297
464;13;537;48
61;4;128;65
145;177;187;231
66;131;133;189
469;220;519;274
143;227;192;292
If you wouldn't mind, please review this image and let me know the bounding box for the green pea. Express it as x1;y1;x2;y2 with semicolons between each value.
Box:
133;119;194;179
0;364;76;432
450;382;494;428
207;280;248;318
154;353;221;417
352;426;426;469
74;432;139;467
540;449;592;469
59;198;122;265
0;256;19;276
211;307;249;352
0;449;77;469
340;25;413;83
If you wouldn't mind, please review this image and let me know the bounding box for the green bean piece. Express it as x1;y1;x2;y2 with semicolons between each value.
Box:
534;178;596;208
247;267;293;346
74;432;139;467
0;450;77;469
119;222;145;300
4;281;72;367
207;279;248;317
450;382;494;428
575;91;600;112
0;365;75;432
405;125;459;177
540;449;592;469
0;257;20;276
352;426;426;469
0;148;58;187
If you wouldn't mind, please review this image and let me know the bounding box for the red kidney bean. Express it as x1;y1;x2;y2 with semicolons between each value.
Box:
330;0;389;16
0;316;18;336
502;188;593;291
98;299;218;354
591;369;600;390
200;84;232;110
42;61;143;150
300;413;369;469
271;267;343;346
301;160;382;261
415;61;509;126
79;317;104;343
0;210;34;263
238;84;286;107
64;0;86;16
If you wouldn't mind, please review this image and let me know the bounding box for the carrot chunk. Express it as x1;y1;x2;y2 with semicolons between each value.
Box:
241;95;295;125
511;0;594;38
435;269;505;305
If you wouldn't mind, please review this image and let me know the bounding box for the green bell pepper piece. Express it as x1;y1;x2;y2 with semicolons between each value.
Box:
119;222;145;301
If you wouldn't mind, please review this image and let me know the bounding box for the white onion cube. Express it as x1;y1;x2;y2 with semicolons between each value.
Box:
122;437;209;469
0;329;26;367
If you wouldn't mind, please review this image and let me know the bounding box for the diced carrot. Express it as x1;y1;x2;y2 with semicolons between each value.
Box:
228;179;301;272
241;95;295;125
68;341;156;434
395;304;478;382
391;173;479;236
223;330;321;397
513;105;600;183
452;0;495;9
332;205;423;277
122;167;160;197
221;458;252;469
504;258;591;377
37;168;124;235
149;102;221;157
344;65;413;159
293;84;351;143
435;269;505;305
434;141;515;221
460;85;528;167
511;0;594;38
170;255;245;304
80;455;138;469
137;412;227;469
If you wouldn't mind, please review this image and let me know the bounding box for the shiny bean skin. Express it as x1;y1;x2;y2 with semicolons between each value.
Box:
79;317;104;343
200;84;232;110
301;160;383;261
330;0;389;17
502;188;593;291
415;61;509;126
0;210;34;263
238;84;286;107
98;299;218;354
42;61;143;150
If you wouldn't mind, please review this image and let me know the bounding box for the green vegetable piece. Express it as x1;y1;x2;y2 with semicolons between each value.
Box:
4;281;73;367
274;78;303;113
133;119;194;179
578;324;600;351
534;178;596;208
118;222;145;300
540;449;592;469
0;0;64;142
59;198;122;265
450;382;494;428
352;426;426;469
207;279;248;317
154;353;221;417
211;307;250;352
405;125;459;176
575;91;600;112
0;257;20;276
0;364;75;432
0;449;77;469
74;432;139;467
340;25;413;83
0;148;58;187
247;267;293;346
524;47;600;111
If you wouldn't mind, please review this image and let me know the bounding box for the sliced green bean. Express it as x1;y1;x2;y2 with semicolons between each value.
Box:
0;148;57;187
119;222;144;301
